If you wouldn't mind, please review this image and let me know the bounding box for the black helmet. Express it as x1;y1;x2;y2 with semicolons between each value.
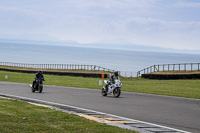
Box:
38;70;43;74
114;71;119;77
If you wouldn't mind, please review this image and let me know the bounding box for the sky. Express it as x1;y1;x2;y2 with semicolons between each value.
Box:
0;0;200;50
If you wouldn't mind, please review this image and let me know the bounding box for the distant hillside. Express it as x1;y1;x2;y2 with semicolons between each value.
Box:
0;38;199;54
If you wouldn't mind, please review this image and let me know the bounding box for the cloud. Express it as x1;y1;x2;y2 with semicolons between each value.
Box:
0;5;52;19
0;0;200;50
100;16;200;49
66;0;157;9
174;1;200;8
0;5;55;35
104;17;200;33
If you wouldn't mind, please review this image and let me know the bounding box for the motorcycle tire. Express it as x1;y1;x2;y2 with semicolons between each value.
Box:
113;88;121;98
101;88;107;96
32;83;36;92
39;86;43;93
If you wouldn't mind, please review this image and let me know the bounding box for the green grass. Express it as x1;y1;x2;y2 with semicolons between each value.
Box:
0;70;200;99
0;98;134;133
121;78;200;99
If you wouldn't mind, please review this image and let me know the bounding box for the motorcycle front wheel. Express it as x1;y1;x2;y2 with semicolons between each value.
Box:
113;88;121;98
39;86;43;93
32;83;36;92
101;88;107;96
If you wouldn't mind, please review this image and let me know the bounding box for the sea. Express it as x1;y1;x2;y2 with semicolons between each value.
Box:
1;41;200;77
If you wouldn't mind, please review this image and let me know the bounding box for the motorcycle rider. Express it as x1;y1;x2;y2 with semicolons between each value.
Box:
110;71;119;83
32;70;44;88
105;71;119;91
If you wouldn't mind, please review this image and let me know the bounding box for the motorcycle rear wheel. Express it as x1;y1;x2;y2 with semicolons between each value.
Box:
113;88;121;98
101;88;107;96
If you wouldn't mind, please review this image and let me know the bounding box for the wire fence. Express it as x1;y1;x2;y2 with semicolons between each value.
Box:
137;63;200;77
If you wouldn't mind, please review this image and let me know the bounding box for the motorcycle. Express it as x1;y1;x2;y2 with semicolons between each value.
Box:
30;77;45;93
101;79;122;98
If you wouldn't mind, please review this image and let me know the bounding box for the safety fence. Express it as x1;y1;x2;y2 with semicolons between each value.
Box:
137;63;200;77
0;67;109;78
0;62;138;77
0;62;115;72
119;71;136;78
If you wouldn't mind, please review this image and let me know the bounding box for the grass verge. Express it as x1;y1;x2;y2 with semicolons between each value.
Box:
0;98;134;133
0;70;200;99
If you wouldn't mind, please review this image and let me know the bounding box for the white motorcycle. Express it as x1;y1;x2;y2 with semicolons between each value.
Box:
101;79;122;98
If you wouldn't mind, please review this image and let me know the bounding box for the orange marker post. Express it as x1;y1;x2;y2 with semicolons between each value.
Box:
102;74;104;79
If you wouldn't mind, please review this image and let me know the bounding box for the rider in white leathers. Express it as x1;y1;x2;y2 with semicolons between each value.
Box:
106;71;119;91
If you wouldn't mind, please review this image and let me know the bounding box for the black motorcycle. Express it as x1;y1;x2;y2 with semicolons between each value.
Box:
31;77;45;93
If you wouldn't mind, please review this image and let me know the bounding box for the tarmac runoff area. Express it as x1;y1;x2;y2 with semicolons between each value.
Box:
0;93;191;133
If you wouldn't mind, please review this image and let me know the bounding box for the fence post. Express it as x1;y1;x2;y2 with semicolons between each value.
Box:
168;64;170;71
191;63;193;71
185;64;186;71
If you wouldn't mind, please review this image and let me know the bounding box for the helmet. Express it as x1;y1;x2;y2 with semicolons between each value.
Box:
38;70;43;75
114;71;119;77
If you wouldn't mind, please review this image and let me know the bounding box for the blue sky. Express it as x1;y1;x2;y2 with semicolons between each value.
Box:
0;0;200;50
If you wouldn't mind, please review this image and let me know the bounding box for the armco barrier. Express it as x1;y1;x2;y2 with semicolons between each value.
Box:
137;63;200;77
0;68;109;78
142;74;200;79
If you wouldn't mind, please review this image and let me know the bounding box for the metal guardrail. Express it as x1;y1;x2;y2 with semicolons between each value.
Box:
137;63;200;77
119;71;136;77
0;62;115;73
0;62;137;77
0;67;109;78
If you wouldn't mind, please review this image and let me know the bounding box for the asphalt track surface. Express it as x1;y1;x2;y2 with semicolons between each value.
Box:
0;81;199;133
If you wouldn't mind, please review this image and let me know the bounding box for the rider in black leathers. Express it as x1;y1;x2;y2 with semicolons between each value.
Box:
106;71;119;91
32;70;44;88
